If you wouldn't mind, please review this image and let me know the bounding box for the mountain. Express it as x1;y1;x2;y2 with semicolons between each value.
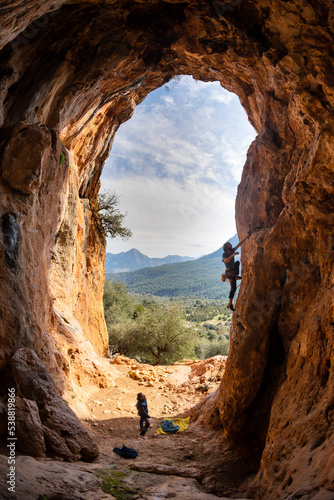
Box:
106;235;239;299
105;248;195;273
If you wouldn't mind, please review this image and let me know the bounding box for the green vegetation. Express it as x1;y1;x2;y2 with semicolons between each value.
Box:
95;190;132;240
103;281;231;363
107;246;235;300
185;298;232;323
196;337;229;359
59;152;66;165
94;469;139;499
124;304;197;365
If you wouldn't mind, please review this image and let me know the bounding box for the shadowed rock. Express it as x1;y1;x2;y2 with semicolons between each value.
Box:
14;397;46;456
0;1;333;497
11;348;99;460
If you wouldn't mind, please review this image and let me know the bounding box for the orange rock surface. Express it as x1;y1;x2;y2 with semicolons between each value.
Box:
0;1;333;497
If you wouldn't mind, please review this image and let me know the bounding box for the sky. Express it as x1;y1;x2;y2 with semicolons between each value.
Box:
101;76;256;258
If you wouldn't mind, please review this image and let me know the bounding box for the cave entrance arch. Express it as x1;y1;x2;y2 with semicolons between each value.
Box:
1;1;333;497
101;75;256;259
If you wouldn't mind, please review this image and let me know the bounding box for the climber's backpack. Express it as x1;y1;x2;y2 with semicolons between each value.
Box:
161;420;180;434
113;444;138;459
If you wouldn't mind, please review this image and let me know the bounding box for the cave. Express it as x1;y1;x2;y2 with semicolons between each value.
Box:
0;1;333;498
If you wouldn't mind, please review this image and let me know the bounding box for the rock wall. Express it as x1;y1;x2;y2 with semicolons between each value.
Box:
0;0;333;496
50;157;108;356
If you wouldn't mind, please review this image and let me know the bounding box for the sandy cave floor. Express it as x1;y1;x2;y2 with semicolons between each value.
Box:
0;357;257;499
68;359;256;499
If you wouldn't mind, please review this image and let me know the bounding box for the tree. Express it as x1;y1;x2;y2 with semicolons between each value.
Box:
103;280;140;354
103;281;229;362
103;280;137;325
121;303;197;365
195;337;229;359
95;190;132;239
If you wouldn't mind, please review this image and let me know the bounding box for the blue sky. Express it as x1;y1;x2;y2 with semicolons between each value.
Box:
101;76;256;258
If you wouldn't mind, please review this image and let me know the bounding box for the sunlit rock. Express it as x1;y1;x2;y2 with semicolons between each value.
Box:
0;1;333;496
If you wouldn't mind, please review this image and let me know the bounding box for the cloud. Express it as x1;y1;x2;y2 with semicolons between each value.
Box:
162;95;175;105
102;175;237;257
102;76;256;258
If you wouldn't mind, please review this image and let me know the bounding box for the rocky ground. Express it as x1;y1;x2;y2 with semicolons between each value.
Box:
0;355;256;499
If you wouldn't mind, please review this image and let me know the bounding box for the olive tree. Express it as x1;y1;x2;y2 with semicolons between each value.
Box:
124;303;197;365
95;190;132;239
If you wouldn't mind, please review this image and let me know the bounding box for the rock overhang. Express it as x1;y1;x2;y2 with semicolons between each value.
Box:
0;1;333;498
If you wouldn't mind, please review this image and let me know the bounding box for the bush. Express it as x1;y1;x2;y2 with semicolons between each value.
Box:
104;283;229;363
121;304;197;365
103;280;138;326
95;190;132;240
195;337;229;359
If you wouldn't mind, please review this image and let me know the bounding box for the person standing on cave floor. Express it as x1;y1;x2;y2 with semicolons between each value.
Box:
136;393;151;439
222;233;250;312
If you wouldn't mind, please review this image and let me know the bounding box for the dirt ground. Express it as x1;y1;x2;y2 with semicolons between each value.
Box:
68;356;256;499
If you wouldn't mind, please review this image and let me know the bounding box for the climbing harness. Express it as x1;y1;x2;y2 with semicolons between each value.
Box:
221;224;264;284
221;270;240;284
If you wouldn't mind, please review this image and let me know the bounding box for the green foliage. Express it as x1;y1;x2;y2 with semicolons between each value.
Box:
59;152;66;165
122;303;197;365
94;469;139;499
107;250;234;300
186;300;231;322
104;280;138;324
103;282;230;362
96;190;132;240
104;280;141;353
195;337;229;359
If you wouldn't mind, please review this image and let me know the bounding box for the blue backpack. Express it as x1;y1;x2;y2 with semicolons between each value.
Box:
113;444;138;459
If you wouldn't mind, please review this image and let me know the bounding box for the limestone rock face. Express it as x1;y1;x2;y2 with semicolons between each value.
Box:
0;0;333;496
0;455;113;500
1;123;52;195
13;397;46;456
50;166;108;356
11;349;99;460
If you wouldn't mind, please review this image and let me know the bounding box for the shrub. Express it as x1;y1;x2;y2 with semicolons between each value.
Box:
95;190;132;240
123;304;197;365
195;337;229;359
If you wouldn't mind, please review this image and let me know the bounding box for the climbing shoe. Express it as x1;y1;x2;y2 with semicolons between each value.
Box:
237;276;242;280
227;304;235;311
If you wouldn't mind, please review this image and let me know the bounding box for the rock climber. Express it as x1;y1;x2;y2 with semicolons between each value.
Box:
222;233;250;311
136;393;151;439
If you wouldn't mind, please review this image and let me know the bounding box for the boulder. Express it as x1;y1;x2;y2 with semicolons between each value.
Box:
190;356;227;380
1;124;52;195
0;455;114;500
14;397;46;456
112;355;139;366
11;348;99;460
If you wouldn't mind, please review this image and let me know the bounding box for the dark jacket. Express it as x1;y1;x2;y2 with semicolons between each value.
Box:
136;398;150;418
223;248;236;271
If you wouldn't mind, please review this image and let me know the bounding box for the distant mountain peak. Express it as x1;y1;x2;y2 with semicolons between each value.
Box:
105;235;239;300
105;248;195;274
